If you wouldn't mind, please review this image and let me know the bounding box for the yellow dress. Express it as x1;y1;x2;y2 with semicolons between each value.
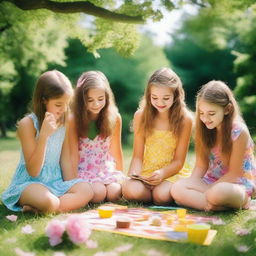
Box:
141;129;191;183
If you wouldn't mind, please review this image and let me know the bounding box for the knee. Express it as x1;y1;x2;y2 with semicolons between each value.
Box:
122;180;144;200
41;195;60;213
152;190;172;205
75;182;94;203
206;182;230;205
171;179;186;201
91;183;107;203
106;183;122;202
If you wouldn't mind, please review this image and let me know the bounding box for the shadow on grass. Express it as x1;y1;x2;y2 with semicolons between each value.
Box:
33;234;77;253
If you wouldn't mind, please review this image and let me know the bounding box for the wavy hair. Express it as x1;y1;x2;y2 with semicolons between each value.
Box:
73;71;118;138
32;70;73;129
195;80;242;159
138;67;188;137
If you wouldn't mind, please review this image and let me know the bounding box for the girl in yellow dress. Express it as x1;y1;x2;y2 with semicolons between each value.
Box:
122;67;193;204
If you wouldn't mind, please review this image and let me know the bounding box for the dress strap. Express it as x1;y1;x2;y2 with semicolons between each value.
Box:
28;113;40;137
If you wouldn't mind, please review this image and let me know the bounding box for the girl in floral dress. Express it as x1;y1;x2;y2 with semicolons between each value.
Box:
171;81;256;211
122;68;193;204
69;71;124;203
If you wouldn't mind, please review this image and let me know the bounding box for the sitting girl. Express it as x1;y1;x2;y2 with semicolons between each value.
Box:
69;71;124;203
122;67;192;205
171;80;256;211
2;70;93;213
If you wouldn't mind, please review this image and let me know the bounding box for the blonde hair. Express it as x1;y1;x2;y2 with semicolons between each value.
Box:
73;71;118;138
32;70;73;129
138;67;187;137
195;80;242;159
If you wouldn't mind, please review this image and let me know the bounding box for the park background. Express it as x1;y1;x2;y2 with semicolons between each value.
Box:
0;1;256;256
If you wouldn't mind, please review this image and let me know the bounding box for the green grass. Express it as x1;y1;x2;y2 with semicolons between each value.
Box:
0;135;256;256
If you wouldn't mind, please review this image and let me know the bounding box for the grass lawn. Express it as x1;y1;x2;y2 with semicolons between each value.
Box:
0;134;255;256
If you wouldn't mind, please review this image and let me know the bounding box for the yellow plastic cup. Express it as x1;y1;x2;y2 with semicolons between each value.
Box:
176;208;187;218
98;206;114;218
187;224;211;244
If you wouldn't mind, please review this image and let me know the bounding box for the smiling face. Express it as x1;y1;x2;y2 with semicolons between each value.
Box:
198;100;226;130
44;93;70;122
86;87;106;118
150;85;174;113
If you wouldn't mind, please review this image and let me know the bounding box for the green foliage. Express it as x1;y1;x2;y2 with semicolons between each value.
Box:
53;37;170;144
170;1;256;136
165;25;236;109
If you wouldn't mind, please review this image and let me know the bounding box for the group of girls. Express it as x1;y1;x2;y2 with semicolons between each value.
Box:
2;68;255;214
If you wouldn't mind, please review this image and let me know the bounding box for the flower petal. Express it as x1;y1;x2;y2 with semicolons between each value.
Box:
6;215;18;222
22;225;35;234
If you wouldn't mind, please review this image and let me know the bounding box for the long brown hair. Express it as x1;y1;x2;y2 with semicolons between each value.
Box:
139;67;187;137
32;70;73;129
195;80;242;159
73;71;118;138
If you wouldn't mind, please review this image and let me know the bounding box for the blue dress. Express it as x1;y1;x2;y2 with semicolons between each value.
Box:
2;113;84;211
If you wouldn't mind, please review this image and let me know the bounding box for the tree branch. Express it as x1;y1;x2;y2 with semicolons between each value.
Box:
5;0;145;24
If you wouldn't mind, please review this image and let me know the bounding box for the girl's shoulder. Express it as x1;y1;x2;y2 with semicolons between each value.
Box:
17;114;37;137
231;121;250;141
180;110;193;131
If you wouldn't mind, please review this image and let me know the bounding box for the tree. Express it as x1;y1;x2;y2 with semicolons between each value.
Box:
51;36;170;144
177;0;256;136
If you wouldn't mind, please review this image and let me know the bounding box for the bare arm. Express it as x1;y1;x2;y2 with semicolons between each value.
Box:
60;119;77;180
214;129;249;183
68;115;80;178
18;113;57;177
127;111;145;176
109;114;124;171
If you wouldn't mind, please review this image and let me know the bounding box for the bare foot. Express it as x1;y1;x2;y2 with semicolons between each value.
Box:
22;205;39;213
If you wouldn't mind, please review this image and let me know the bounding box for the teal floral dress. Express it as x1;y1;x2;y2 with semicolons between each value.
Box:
1;113;84;211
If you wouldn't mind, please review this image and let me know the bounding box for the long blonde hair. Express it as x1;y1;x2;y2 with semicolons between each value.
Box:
139;67;187;137
73;71;118;138
32;70;73;129
195;80;242;159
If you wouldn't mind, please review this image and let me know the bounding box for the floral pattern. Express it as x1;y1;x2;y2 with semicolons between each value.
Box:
78;135;124;184
203;123;256;196
141;130;191;182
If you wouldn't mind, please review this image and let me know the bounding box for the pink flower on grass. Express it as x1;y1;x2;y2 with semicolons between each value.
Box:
46;219;66;246
6;215;18;222
22;225;35;234
66;215;91;244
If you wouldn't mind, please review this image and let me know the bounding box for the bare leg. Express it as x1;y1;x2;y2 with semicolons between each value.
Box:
122;179;152;202
19;183;60;213
91;182;107;203
58;182;93;212
152;181;173;205
106;183;122;202
205;182;248;210
171;177;210;210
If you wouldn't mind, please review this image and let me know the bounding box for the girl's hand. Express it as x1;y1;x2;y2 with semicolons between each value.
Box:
145;170;163;186
40;112;58;138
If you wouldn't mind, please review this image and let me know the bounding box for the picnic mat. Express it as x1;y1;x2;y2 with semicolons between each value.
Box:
81;205;218;245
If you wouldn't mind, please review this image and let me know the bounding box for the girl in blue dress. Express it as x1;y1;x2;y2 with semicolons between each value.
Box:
2;70;93;213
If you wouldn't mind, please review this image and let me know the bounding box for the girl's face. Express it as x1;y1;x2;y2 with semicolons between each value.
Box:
86;88;106;118
44;93;70;122
150;85;174;113
198;100;225;130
